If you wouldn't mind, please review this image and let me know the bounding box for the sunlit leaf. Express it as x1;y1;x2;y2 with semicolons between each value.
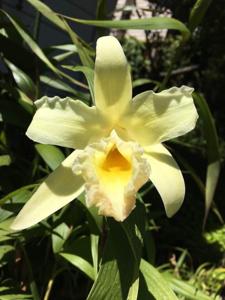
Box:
4;59;36;99
193;92;221;226
189;0;212;32
0;184;38;206
60;252;95;280
132;78;160;89
62;16;191;41
26;0;66;30
140;259;178;300
0;155;11;167
17;89;34;114
87;203;145;300
0;287;32;300
163;272;215;300
62;65;94;102
0;10;59;74
35;144;65;171
26;0;94;67
52;223;71;253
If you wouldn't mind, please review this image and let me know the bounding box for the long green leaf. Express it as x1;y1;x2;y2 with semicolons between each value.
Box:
35;144;65;171
62;20;94;68
87;203;145;300
0;10;59;75
60;252;95;280
26;0;94;68
193;92;221;226
4;59;36;99
63;65;94;102
0;287;32;300
163;272;216;300
26;0;66;30
189;0;212;32
0;184;38;206
62;16;191;41
140;259;178;300
40;75;78;96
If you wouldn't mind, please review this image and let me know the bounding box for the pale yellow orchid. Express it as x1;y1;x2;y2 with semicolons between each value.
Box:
11;36;198;230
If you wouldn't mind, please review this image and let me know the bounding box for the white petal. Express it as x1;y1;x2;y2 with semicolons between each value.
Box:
144;143;185;217
26;96;110;149
11;150;84;230
120;86;198;146
94;36;132;119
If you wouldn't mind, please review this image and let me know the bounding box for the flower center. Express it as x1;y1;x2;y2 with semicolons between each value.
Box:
96;146;132;185
102;147;130;171
72;131;150;221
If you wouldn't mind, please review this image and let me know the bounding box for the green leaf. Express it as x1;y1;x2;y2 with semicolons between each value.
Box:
87;202;144;300
0;217;14;242
40;75;88;96
0;184;38;206
4;59;36;99
193;92;221;226
40;75;77;96
26;0;67;31
0;287;32;300
189;0;212;32
163;272;214;300
140;259;178;300
90;234;99;279
78;194;103;233
0;155;11;167
60;252;95;280
52;223;71;253
26;0;94;68
62;16;191;41
62;21;94;68
17;89;34;115
35;144;65;171
0;10;59;75
132;78;160;89
127;278;139;300
63;65;94;102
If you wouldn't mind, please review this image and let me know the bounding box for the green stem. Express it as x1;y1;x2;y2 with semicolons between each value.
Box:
43;277;54;300
33;11;41;40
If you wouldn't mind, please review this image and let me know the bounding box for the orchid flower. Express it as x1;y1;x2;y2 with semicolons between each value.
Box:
11;36;198;230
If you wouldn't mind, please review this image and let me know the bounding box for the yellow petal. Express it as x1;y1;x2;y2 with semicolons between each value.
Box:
73;131;150;221
26;96;110;149
144;143;185;217
11;150;84;230
94;36;132;119
120;86;198;146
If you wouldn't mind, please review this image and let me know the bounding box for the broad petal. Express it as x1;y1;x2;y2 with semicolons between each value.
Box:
94;36;132;118
26;96;110;149
11;150;84;230
120;86;198;146
144;144;185;217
